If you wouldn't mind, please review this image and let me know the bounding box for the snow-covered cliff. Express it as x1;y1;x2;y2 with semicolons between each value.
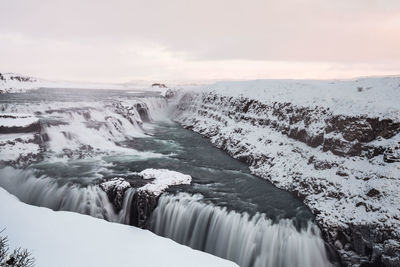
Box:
174;77;400;267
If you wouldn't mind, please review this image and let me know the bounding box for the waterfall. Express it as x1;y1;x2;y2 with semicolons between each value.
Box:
0;167;152;227
0;167;118;221
118;188;137;224
150;193;335;267
0;96;169;159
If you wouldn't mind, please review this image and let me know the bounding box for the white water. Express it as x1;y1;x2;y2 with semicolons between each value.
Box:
1;92;336;267
0;167;119;221
150;193;334;267
1;96;169;160
118;188;137;224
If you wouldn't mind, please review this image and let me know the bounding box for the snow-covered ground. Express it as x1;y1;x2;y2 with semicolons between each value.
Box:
0;188;237;267
2;72;399;266
0;72;172;96
138;168;192;196
206;77;400;120
174;76;400;266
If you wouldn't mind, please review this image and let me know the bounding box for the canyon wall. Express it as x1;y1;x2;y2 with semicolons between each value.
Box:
175;89;400;267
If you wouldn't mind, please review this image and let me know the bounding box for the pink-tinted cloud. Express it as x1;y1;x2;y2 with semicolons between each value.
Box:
0;0;399;81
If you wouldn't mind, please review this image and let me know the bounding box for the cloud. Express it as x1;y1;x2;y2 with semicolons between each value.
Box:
0;0;399;81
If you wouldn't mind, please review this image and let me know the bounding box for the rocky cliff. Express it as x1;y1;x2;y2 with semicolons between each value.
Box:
174;78;400;267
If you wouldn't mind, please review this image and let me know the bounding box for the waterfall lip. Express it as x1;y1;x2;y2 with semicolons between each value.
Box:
0;95;169;163
0;89;341;266
152;192;312;228
150;192;337;267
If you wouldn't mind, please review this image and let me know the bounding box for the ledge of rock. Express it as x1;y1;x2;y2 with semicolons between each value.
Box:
174;89;400;267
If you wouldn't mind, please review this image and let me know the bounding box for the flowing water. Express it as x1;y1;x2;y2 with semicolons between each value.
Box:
0;88;337;267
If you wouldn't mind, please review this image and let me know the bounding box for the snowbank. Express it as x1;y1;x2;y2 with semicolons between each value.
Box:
138;169;192;196
0;188;237;267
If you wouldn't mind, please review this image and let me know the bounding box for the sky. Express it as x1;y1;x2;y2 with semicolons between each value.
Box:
0;0;399;83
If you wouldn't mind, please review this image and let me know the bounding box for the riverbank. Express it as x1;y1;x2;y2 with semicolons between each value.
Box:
174;77;400;266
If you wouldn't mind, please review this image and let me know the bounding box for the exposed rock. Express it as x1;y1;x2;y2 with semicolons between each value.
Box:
174;91;400;267
151;83;167;88
383;145;400;163
99;178;131;210
126;190;159;228
135;103;150;122
99;169;192;228
366;188;381;198
0;114;41;134
165;88;178;99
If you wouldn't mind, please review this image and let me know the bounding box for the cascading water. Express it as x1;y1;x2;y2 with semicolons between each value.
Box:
0;167;119;221
118;188;137;224
0;167;152;226
150;193;335;267
1;89;339;267
0;93;170;222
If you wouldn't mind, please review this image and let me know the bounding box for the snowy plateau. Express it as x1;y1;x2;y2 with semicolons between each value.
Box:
0;73;399;267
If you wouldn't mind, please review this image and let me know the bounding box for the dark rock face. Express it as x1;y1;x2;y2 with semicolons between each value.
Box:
151;83;167;88
99;178;157;227
326;224;400;267
191;94;400;160
383;146;400;163
99;178;131;211
112;100;152;125
127;190;159;228
165;89;178;99
174;91;400;267
135;103;150;122
0;115;44;168
98;178;159;228
0;115;41;134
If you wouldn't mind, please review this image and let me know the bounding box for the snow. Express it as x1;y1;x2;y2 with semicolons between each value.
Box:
200;76;400;121
0;73;39;94
0;72;170;96
0;142;39;161
174;77;400;263
0;187;237;267
0;133;39;162
138;169;192;196
176;89;400;228
0;114;38;128
100;177;131;192
0;97;169;162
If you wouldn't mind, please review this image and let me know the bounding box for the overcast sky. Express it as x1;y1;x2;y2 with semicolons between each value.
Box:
1;0;399;82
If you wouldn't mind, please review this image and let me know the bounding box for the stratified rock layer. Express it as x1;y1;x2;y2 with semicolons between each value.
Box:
175;91;400;267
